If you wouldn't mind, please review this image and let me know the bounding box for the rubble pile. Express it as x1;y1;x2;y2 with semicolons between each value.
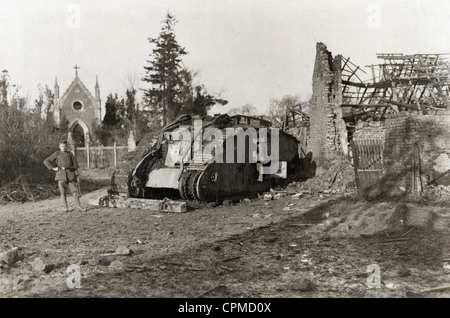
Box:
287;155;356;194
424;185;450;203
112;133;157;192
311;199;449;239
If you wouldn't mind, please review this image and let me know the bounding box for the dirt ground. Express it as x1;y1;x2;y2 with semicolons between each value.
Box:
0;184;449;299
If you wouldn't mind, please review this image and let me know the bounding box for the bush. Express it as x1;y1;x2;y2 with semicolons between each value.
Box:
0;106;65;186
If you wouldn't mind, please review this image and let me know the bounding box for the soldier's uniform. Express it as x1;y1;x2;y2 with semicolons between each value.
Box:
44;142;84;211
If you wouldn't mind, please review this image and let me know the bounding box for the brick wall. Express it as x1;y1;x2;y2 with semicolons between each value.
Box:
383;109;450;191
353;121;386;141
308;43;348;171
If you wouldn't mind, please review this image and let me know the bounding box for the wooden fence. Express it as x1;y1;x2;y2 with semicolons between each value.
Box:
351;139;385;190
74;143;128;169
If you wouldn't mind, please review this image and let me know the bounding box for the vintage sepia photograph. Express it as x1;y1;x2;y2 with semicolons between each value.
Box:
0;0;449;305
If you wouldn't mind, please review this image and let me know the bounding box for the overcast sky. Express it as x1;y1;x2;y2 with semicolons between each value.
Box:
1;0;449;116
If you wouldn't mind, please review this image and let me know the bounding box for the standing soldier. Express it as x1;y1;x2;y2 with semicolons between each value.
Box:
44;140;85;212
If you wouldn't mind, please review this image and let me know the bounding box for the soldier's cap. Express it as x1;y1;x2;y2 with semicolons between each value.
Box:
59;140;68;145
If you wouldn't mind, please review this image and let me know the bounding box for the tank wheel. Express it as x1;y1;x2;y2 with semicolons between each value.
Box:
188;171;201;201
178;170;192;200
195;171;207;201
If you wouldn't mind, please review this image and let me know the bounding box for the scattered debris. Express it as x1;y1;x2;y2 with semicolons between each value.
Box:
381;238;412;244
30;257;54;274
0;176;57;203
0;247;19;266
335;223;350;233
98;258;111;266
216;256;240;263
185;267;207;272
195;285;226;298
385;282;397;289
290;278;315;292
100;246;133;257
264;236;278;243
90;196;187;213
291;193;302;199
114;246;132;256
300;258;310;264
426;185;450;202
109;260;124;269
418;285;450;294
43;264;55;274
222;200;233;206
398;268;411;277
124;265;153;273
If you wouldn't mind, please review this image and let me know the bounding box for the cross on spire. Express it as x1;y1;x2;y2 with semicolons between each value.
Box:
74;64;80;77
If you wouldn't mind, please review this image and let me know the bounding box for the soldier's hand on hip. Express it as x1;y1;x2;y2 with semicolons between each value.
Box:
52;167;59;172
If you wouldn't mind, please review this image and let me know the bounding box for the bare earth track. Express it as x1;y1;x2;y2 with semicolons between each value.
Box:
0;187;449;298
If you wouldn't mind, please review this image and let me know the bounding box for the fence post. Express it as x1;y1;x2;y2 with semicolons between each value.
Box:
87;144;90;169
351;140;360;191
114;142;117;168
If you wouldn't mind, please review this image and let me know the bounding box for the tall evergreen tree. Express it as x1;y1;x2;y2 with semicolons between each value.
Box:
177;68;228;117
102;93;123;127
142;12;187;127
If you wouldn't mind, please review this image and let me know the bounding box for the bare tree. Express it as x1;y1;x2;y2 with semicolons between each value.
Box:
267;95;306;128
228;103;258;116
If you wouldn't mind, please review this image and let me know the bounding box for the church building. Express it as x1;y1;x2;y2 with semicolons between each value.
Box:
53;65;101;147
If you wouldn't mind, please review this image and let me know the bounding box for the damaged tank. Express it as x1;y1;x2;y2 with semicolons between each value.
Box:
127;114;301;202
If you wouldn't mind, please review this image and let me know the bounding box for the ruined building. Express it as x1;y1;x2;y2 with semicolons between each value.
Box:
308;43;348;171
306;42;450;195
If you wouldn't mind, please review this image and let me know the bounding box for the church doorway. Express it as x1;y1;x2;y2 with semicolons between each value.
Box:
72;124;86;147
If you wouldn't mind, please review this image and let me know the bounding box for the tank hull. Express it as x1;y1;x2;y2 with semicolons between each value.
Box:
127;114;300;202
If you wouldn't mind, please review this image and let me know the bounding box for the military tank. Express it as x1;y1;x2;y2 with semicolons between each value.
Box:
126;114;300;202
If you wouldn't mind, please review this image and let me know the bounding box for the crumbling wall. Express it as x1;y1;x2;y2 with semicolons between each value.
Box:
287;121;310;158
308;42;348;172
383;109;450;192
352;121;386;141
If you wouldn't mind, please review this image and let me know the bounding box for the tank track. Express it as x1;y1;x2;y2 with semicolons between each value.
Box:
178;170;191;200
179;169;203;201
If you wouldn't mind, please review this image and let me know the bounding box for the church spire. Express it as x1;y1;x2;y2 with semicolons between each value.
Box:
54;76;59;99
95;75;101;120
95;75;100;98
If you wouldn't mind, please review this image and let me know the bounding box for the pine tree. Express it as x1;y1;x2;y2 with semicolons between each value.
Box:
177;68;228;117
142;12;187;127
102;93;123;127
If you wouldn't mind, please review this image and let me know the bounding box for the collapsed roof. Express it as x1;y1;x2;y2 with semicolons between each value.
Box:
341;53;450;122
